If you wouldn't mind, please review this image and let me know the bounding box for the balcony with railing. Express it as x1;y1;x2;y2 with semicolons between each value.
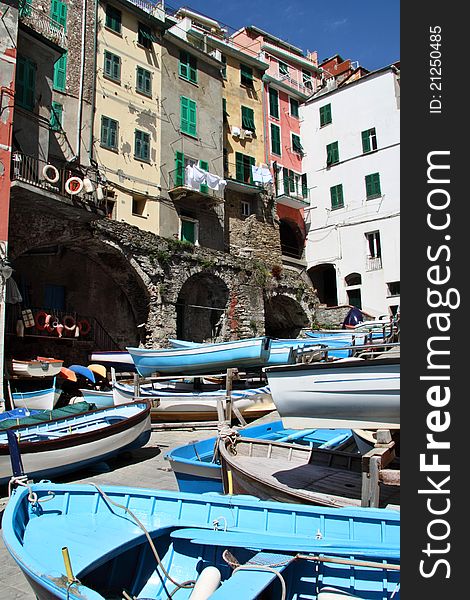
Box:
274;171;310;208
224;161;271;195
19;0;67;49
366;256;383;271
167;167;225;203
126;0;165;22
10;152;107;221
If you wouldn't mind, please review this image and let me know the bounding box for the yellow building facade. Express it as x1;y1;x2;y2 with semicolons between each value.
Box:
93;0;166;233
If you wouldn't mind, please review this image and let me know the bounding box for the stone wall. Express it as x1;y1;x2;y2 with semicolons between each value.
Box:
314;304;376;329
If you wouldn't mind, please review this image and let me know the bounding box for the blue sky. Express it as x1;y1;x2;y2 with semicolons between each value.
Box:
169;0;399;71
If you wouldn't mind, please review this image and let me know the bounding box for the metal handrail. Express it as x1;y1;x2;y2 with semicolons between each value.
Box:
18;1;67;49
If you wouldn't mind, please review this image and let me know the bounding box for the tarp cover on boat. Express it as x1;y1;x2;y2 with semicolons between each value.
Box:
342;307;364;328
0;402;95;431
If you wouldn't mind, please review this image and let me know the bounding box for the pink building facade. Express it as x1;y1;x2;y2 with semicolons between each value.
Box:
231;26;321;262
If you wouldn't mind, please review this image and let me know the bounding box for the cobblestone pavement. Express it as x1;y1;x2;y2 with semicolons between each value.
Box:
0;423;220;599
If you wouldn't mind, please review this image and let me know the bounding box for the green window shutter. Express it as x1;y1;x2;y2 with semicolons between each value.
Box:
320;103;331;126
290;98;299;118
16;56;36;110
137;67;151;95
269;87;279;118
101;116;118;148
181;97;197;137
283;167;289;195
271;123;281;155
235;152;244;182
180;96;189;134
179;51;197;83
135;130;150;160
181;220;195;243
104;52;120;81
199;160;209;194
279;61;289;75
301;173;308;198
249;155;255;184
292;134;303;154
221;54;227;79
331;184;344;209
51;0;67;28
240;63;253;86
105;5;121;33
19;0;32;18
50;101;63;131
175;151;184;186
365;173;381;198
362;130;371;153
326;141;339;165
241;106;255;131
288;169;295;192
53;52;67;91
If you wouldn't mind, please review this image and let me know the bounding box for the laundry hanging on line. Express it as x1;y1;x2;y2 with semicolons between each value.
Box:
251;165;273;184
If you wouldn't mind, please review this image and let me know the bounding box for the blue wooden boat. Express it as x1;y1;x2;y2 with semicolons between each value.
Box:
11;377;62;411
168;338;296;366
0;401;151;484
127;337;271;376
166;420;352;494
2;482;400;599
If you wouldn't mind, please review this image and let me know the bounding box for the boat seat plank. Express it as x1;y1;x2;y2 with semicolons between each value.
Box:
169;528;399;558
22;514;171;577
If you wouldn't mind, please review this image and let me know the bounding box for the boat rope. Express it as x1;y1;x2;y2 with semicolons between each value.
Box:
217;423;240;455
295;554;400;571
88;483;196;599
212;516;228;531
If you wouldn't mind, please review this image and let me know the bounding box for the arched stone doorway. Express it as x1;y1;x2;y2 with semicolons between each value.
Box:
176;273;230;342
264;294;309;338
308;264;338;306
279;219;304;259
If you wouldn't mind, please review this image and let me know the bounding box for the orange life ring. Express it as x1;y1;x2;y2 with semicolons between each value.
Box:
63;315;76;331
78;319;91;336
35;311;49;331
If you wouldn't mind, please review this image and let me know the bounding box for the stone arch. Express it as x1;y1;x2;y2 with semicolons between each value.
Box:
307;263;338;306
279;218;304;259
264;294;309;338
176;272;230;342
8;211;150;358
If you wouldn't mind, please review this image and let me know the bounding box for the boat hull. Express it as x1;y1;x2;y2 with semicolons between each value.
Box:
0;401;151;483
2;483;400;600
265;357;400;429
127;337;271;376
11;358;63;378
11;385;62;411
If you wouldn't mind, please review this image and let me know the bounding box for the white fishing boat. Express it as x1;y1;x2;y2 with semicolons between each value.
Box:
10;357;63;378
10;378;62;411
265;357;400;429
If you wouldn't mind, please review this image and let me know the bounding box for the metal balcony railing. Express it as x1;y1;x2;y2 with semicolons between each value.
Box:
225;161;271;189
11;152;104;211
269;70;314;96
127;0;165;20
18;0;67;49
167;168;225;201
366;256;383;271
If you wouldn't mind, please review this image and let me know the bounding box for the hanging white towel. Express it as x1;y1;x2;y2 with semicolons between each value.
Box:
206;171;221;190
260;166;273;183
218;179;227;192
185;164;196;189
231;126;241;137
192;164;208;185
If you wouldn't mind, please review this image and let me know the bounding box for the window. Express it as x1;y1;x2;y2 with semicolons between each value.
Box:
319;103;332;126
101;116;118;149
240;63;253;87
345;273;362;286
279;61;289;76
180;96;197;137
330;184;344;209
105;4;121;33
180;218;198;244
282;168;304;197
221;54;227;79
199;160;209;194
50;101;63;131
132;196;146;217
51;1;67;91
270;123;281;155
365;172;382;198
387;281;400;296
104;51;121;82
268;87;279;118
174;152;208;192
301;173;308;198
292;133;303;155
241;200;251;217
326;141;339;166
134;130;150;161
290;98;299;118
136;66;152;95
366;231;382;270
235;152;255;184
16;55;36;110
241;106;255;132
138;23;154;48
302;69;313;89
362;128;377;153
179;51;197;83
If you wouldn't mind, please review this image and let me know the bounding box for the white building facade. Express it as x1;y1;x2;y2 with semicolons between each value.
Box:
301;66;400;317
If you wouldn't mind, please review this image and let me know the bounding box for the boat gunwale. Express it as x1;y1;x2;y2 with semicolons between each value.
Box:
264;356;400;374
0;401;151;455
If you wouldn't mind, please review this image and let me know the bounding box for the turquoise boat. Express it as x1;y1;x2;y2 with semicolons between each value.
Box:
2;482;400;599
127;337;271;377
166;420;352;494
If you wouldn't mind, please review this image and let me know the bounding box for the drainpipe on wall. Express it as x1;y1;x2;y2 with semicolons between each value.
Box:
89;0;98;164
76;0;87;163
